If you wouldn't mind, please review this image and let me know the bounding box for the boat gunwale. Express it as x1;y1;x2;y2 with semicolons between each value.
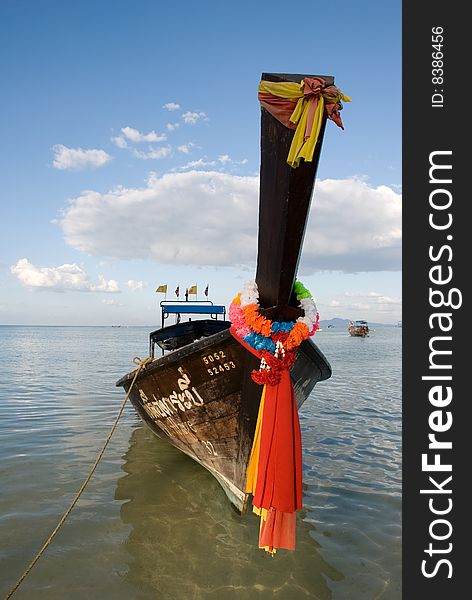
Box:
116;326;331;388
115;327;233;387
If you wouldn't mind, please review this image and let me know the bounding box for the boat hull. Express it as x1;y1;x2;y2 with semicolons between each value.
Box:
348;328;369;337
116;328;331;512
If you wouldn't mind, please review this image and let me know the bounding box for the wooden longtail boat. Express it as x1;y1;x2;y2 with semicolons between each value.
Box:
348;320;370;337
116;72;340;513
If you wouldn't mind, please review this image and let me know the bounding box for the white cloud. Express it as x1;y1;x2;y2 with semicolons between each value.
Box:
182;111;207;124
377;295;402;305
111;135;128;148
52;144;112;171
321;291;402;322
127;279;146;291
177;154;247;171
112;127;167;150
132;146;172;160
300;178;401;272
177;143;195;154
216;154;248;167
338;292;402;307
58;171;256;267
94;274;120;292
102;298;124;306
344;291;383;298
163;102;180;111
180;158;216;169
57;172;401;273
348;302;372;310
121;126;167;143
166;122;179;131
10;258;120;293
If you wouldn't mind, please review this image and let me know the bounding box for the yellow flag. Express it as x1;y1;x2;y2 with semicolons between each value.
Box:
188;284;197;295
155;284;167;293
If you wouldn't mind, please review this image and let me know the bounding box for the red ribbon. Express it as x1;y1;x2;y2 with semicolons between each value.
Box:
230;328;303;552
302;77;325;139
252;369;303;513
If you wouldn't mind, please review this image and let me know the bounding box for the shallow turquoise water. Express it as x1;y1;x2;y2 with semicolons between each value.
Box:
0;325;401;599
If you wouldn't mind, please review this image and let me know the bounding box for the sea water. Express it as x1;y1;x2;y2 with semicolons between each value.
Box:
0;325;401;599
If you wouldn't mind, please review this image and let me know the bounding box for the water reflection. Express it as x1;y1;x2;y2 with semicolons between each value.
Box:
116;426;343;599
0;326;401;599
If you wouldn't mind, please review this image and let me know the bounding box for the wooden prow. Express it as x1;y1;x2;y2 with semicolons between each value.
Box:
255;72;334;321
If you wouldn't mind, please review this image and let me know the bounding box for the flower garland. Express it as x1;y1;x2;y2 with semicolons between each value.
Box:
229;280;319;385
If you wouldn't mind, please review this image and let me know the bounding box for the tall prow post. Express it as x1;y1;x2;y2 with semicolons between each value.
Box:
255;72;335;321
236;70;348;554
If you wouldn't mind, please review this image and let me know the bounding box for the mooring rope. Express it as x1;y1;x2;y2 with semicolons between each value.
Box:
4;356;152;600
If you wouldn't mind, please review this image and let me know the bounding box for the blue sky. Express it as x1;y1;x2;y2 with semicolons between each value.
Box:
0;0;401;325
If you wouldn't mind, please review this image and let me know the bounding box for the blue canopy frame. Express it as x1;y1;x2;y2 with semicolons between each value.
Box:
160;300;226;328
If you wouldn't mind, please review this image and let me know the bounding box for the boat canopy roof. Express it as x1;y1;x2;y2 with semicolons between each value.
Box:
354;320;368;326
161;303;226;315
160;300;227;328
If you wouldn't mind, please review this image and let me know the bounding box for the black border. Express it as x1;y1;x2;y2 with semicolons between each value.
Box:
403;2;466;596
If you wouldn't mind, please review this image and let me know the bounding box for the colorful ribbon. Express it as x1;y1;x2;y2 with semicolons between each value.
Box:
258;77;351;168
231;331;302;554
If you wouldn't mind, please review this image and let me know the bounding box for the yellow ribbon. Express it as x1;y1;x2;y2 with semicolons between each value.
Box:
258;80;351;168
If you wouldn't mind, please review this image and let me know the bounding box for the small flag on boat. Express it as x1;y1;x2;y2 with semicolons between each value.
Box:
175;285;180;298
155;284;167;293
204;284;209;297
188;285;197;295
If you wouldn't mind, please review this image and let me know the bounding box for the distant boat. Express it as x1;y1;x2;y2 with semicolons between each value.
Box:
116;71;344;513
348;320;369;337
327;324;334;328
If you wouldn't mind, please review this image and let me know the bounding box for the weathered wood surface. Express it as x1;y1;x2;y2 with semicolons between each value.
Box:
117;328;330;511
256;72;333;321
